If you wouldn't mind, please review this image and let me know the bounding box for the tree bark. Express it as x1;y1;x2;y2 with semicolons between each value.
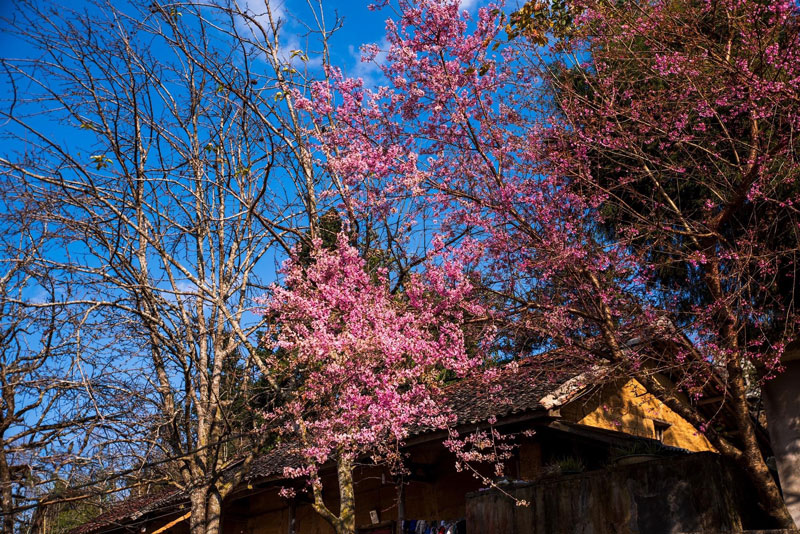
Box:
189;487;212;534
703;258;795;528
727;357;795;528
587;269;794;528
396;478;405;534
0;447;14;534
288;499;297;534
187;483;227;534
207;487;223;534
311;455;357;534
336;457;356;534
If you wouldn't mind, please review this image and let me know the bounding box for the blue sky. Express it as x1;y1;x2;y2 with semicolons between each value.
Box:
0;0;494;304
0;0;501;489
0;1;387;70
0;0;489;99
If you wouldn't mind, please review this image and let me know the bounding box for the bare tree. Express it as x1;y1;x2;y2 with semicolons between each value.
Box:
0;178;121;534
0;1;345;533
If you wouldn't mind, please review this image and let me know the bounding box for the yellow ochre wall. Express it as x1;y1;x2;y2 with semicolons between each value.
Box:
562;378;715;452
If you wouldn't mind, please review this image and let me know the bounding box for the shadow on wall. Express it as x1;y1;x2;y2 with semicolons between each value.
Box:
466;453;790;534
763;352;800;530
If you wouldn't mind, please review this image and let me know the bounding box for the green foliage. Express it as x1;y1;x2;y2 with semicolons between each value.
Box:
89;154;112;170
297;209;344;267
506;0;574;45
33;478;111;534
611;440;665;459
544;455;585;475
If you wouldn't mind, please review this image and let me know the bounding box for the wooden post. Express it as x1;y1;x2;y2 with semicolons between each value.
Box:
150;512;191;534
289;499;296;534
396;477;405;534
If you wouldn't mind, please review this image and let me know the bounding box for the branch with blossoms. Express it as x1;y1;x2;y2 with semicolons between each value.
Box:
295;0;799;527
443;417;532;508
258;233;492;534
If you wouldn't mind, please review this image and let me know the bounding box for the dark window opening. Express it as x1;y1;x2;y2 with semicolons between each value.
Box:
653;421;671;442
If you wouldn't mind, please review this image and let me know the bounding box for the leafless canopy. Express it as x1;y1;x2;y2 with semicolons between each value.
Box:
1;0;345;532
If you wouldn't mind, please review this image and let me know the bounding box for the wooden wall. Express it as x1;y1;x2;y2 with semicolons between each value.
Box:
145;377;716;534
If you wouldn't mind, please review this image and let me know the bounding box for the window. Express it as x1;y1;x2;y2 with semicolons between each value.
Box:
653;421;671;442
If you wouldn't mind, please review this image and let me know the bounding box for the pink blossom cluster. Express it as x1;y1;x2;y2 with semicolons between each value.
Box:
304;0;800;384
260;234;487;481
276;0;799;516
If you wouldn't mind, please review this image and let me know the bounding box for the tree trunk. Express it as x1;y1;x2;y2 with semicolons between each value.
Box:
335;457;356;534
189;489;206;534
0;447;14;534
703;257;795;529
288;499;297;534
189;485;223;534
207;487;223;534
311;455;357;534
396;478;405;534
589;268;794;527
727;358;796;528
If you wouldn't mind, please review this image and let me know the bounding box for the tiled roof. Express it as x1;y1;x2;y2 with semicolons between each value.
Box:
445;358;599;425
245;358;592;480
67;489;183;534
244;445;303;481
70;359;591;533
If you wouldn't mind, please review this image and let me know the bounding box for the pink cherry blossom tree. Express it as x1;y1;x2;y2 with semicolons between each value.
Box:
522;0;800;525
259;234;487;534
295;0;799;525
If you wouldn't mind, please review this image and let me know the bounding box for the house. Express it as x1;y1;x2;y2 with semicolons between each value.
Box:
69;358;719;534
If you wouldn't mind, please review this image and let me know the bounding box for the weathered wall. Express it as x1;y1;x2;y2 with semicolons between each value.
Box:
563;379;715;452
149;374;725;534
763;347;800;529
228;455;490;534
466;453;776;534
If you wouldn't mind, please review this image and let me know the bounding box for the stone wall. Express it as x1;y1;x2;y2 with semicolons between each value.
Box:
466;453;779;534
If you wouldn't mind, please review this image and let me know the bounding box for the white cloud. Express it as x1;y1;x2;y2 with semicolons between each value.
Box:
228;0;285;46
227;0;324;69
345;1;484;87
458;0;481;10
236;0;286;27
348;37;390;88
279;30;324;69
